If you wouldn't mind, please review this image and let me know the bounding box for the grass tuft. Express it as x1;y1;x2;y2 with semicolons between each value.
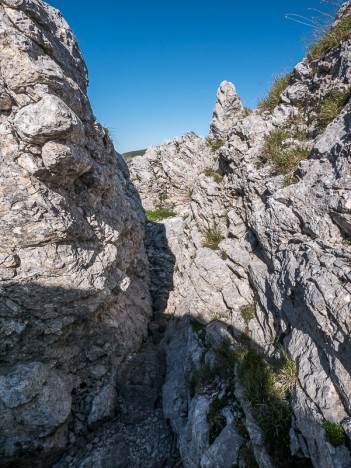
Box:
237;347;292;465
204;168;223;183
277;351;298;395
240;304;256;326
258;73;291;113
262;129;310;175
323;420;346;447
145;208;176;222
189;363;218;397
308;12;351;62
207;137;225;153
203;228;224;250
316;89;350;130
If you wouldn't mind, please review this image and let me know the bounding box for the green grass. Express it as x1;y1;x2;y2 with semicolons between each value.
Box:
189;362;218;396
203;228;224;250
240;304;256;326
323;420;346;447
204;168;223;183
207;137;225;153
190;335;301;466
145;208;176;222
316;89;350;130
237;348;293;465
308;12;351;62
276;351;297;395
258;73;291;113
262;129;310;175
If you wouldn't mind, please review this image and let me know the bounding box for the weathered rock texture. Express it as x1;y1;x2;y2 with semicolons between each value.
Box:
209;80;244;140
0;0;151;465
129;3;351;467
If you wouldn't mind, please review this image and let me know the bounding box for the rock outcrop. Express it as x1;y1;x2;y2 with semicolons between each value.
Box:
209;80;244;140
0;0;152;465
129;3;351;467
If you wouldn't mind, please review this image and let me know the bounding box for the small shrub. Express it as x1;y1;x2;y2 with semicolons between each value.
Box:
203;228;224;250
316;89;350;130
145;208;176;222
262;129;310;175
243;106;252;117
308;12;351;62
258;73;291;113
323;420;346;447
343;238;351;245
204;168;223;183
207;137;225;153
240;304;256;325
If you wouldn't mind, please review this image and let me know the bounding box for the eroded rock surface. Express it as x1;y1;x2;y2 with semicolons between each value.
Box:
0;0;152;465
129;3;351;467
209;80;244;140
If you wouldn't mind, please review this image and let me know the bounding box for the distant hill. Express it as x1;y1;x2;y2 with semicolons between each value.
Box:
122;149;147;163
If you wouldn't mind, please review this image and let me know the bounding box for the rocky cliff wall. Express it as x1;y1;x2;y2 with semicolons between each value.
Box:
0;0;152;465
129;3;351;467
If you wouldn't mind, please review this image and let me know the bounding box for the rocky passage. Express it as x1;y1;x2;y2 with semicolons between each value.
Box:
54;337;179;468
129;2;351;467
2;0;351;467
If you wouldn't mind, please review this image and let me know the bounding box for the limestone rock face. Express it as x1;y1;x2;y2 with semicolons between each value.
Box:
129;3;351;466
209;80;244;140
129;132;214;213
0;0;151;464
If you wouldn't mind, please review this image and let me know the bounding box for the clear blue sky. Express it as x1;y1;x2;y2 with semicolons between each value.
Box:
46;0;337;152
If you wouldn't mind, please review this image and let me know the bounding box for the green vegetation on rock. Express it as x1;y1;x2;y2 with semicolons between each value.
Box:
308;12;351;62
316;89;350;130
145;208;176;222
237;347;294;465
204;167;223;183
262;128;310;175
203;228;224;250
240;304;256;326
323;420;346;447
258;73;291;113
206;137;225;153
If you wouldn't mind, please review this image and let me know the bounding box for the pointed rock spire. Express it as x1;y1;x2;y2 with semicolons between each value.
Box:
209;81;244;140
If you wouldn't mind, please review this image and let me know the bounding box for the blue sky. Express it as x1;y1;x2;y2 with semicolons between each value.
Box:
47;0;337;152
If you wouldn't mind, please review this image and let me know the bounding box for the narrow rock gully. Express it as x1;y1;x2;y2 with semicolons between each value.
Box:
55;222;180;467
